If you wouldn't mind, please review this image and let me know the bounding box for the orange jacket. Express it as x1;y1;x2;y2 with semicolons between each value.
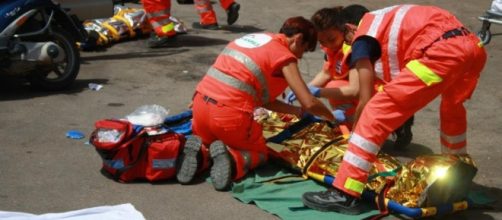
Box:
353;5;464;83
196;33;297;112
322;44;351;80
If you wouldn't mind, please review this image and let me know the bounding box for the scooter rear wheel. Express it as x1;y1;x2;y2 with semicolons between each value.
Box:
28;27;80;91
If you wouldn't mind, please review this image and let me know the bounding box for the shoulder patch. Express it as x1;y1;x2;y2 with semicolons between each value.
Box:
235;33;272;48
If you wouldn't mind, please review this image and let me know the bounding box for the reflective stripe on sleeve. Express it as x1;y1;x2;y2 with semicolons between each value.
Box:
406;60;443;86
343;151;372;172
221;47;270;104
349;133;380;155
367;5;398;37
206;67;257;98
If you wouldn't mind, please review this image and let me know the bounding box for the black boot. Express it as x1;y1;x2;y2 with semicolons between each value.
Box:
192;22;220;30
226;3;240;25
302;189;362;215
393;115;414;150
147;33;176;48
209;141;233;191
176;135;202;184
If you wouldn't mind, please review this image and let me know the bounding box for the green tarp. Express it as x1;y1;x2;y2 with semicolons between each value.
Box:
231;164;379;220
230;164;496;220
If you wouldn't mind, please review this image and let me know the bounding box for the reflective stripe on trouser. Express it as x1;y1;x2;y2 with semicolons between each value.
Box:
227;147;267;180
194;0;235;25
142;0;176;37
191;92;268;179
333;34;486;197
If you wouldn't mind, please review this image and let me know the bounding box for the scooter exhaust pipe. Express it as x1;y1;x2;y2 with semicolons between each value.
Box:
19;42;65;63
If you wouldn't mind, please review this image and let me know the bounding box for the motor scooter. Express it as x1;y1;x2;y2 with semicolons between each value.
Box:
0;0;88;91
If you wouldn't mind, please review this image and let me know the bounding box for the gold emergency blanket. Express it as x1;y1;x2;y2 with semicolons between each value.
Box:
257;110;477;208
82;6;187;47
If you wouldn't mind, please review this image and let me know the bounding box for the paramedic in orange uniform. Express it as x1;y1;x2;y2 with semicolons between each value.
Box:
302;5;487;214
193;0;240;29
285;5;414;149
141;0;177;48
176;16;335;191
285;5;369;128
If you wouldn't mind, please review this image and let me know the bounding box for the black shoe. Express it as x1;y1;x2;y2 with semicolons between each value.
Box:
192;22;220;30
226;3;240;25
302;189;362;215
209;141;233;191
393;115;414;150
176;135;202;184
147;34;176;48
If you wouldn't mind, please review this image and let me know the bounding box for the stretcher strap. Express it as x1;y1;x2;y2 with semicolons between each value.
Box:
301;137;344;176
362;180;394;220
266;114;320;144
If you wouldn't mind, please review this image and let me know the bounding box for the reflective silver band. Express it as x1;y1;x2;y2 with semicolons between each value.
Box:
367;5;397;37
343;151;372;172
387;5;414;79
441;131;466;144
349;133;380;155
221;47;270;104
206;67;257;98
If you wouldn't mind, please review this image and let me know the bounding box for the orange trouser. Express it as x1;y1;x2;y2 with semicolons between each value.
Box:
142;0;176;37
194;0;235;25
334;34;486;197
192;92;267;180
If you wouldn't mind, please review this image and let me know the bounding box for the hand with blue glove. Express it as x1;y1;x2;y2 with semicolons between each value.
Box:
332;109;346;123
285;85;321;104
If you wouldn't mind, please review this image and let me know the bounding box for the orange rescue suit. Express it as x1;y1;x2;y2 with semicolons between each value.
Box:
193;33;297;180
142;0;176;37
334;5;487;197
194;0;235;25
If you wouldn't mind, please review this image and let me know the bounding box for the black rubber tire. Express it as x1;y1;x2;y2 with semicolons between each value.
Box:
28;27;80;91
477;29;492;46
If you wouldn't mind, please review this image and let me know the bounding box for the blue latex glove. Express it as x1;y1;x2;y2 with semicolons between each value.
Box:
309;86;321;97
285;86;321;104
332;109;346;122
285;90;296;104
